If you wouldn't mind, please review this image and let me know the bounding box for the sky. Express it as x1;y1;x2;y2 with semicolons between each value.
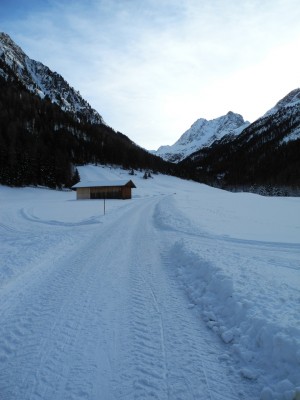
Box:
1;0;300;150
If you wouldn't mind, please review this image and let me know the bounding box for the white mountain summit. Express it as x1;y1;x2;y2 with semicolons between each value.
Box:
155;111;249;163
0;32;104;125
263;88;300;118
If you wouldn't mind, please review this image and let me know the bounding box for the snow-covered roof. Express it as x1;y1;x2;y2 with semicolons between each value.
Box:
72;180;136;189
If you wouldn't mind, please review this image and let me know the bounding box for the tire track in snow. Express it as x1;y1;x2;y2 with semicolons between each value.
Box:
20;207;101;227
0;251;90;398
0;222;18;233
129;270;169;399
124;199;239;400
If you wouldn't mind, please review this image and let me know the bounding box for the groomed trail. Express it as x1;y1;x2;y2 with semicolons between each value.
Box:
0;193;258;400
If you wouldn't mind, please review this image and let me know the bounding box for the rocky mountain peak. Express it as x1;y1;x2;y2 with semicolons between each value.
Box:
155;111;249;163
274;88;300;108
263;88;300;118
0;32;104;125
0;32;24;55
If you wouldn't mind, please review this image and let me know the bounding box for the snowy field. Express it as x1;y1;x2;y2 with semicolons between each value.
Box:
0;164;299;400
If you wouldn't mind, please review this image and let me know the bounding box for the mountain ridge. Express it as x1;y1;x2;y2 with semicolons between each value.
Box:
263;88;300;118
154;88;300;166
154;111;250;162
179;88;300;192
0;32;104;125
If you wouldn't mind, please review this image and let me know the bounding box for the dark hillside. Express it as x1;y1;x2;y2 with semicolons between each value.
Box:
0;69;177;188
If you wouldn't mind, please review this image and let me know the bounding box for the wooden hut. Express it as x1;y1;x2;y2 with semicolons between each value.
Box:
72;180;136;200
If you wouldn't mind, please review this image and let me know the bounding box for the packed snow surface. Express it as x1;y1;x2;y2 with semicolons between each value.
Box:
0;165;299;400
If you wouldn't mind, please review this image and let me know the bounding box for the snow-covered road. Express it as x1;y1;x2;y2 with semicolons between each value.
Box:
1;165;299;399
0;194;254;399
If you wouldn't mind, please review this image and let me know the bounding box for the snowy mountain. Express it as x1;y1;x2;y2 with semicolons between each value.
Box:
181;88;300;191
155;111;250;163
238;87;300;146
263;88;300;119
0;32;103;125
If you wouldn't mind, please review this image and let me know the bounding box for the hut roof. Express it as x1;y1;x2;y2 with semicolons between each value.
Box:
72;180;136;189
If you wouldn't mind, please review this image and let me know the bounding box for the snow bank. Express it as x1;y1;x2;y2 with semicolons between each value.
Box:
154;190;300;400
168;240;300;400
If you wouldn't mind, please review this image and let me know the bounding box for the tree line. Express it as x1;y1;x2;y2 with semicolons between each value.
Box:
0;69;178;188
